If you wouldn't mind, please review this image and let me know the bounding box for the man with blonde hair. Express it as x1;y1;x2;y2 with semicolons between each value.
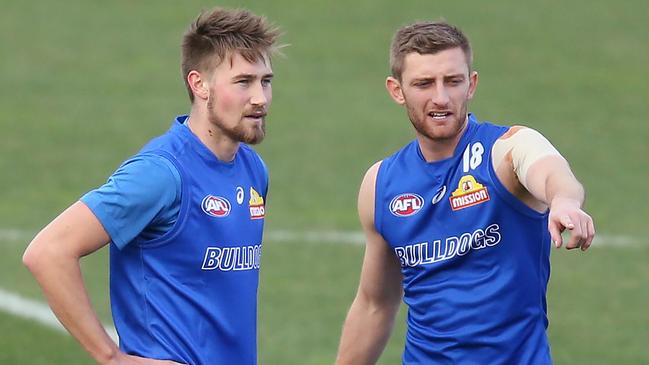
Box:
336;21;594;365
24;8;280;365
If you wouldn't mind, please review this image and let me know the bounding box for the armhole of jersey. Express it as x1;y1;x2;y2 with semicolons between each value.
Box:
259;155;269;197
373;160;386;236
243;145;269;196
487;128;549;219
134;150;191;249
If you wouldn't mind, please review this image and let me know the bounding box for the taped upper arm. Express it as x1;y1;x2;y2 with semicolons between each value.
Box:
492;126;563;189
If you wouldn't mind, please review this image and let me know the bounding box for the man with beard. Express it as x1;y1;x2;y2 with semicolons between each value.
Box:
23;8;280;365
335;21;595;365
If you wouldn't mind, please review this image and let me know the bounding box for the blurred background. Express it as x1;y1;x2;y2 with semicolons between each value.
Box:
1;0;647;363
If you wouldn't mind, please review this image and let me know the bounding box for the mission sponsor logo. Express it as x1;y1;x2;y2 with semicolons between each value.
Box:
449;175;490;211
201;195;231;217
249;187;265;219
390;193;424;217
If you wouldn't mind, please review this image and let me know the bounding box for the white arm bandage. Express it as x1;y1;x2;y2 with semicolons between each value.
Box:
492;127;563;189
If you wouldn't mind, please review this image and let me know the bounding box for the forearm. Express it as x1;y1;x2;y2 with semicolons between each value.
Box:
525;156;584;207
544;166;585;207
524;155;594;249
24;241;118;364
336;296;399;365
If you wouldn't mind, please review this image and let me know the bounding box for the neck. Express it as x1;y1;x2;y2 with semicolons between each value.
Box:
417;117;468;162
186;106;239;162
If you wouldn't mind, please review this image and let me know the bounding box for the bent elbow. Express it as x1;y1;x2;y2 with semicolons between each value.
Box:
22;241;40;273
22;237;50;275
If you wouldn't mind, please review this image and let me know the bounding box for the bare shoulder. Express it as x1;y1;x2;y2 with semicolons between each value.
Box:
493;125;555;165
497;125;529;141
358;161;383;230
493;125;530;163
360;161;383;189
496;125;553;145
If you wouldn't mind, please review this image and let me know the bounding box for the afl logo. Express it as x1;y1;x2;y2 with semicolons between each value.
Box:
390;193;424;217
201;195;231;217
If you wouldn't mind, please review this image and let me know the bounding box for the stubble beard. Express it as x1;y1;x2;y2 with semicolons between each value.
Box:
406;101;468;143
207;95;266;145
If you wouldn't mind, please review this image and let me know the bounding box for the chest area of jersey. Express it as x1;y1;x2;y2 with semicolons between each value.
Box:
179;177;265;273
387;141;494;221
184;160;266;223
383;142;509;272
197;184;265;222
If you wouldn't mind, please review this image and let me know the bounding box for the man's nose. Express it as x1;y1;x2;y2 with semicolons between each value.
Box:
250;82;269;106
431;85;450;106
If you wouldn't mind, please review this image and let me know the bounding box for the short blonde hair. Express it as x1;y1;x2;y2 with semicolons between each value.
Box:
181;8;281;102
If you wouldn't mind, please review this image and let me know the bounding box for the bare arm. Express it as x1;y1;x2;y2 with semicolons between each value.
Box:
335;162;403;365
22;202;182;365
492;127;595;251
526;154;594;250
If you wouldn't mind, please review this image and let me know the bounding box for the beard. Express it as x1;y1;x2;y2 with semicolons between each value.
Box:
405;99;468;142
207;94;266;145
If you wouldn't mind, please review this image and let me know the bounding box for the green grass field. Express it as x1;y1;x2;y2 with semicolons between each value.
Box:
1;0;648;364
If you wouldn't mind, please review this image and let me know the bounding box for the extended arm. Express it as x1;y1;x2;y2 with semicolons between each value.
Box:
493;127;595;250
525;153;594;250
335;162;403;365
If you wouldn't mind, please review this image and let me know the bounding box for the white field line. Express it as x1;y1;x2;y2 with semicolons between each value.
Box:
0;228;34;242
0;287;118;342
264;229;366;245
265;231;641;247
0;227;641;247
0;227;641;339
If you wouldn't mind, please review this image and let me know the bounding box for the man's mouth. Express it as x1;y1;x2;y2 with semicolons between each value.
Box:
244;112;266;121
428;111;452;120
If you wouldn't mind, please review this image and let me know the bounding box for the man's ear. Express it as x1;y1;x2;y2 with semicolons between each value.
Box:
467;70;479;100
386;76;405;105
187;70;209;101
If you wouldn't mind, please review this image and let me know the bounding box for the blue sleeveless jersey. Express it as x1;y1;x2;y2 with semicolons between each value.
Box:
375;114;552;364
110;116;267;365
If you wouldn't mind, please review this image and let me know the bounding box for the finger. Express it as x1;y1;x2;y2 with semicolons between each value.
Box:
560;215;575;230
581;217;595;251
565;218;584;250
578;218;589;248
548;221;563;248
567;218;585;250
